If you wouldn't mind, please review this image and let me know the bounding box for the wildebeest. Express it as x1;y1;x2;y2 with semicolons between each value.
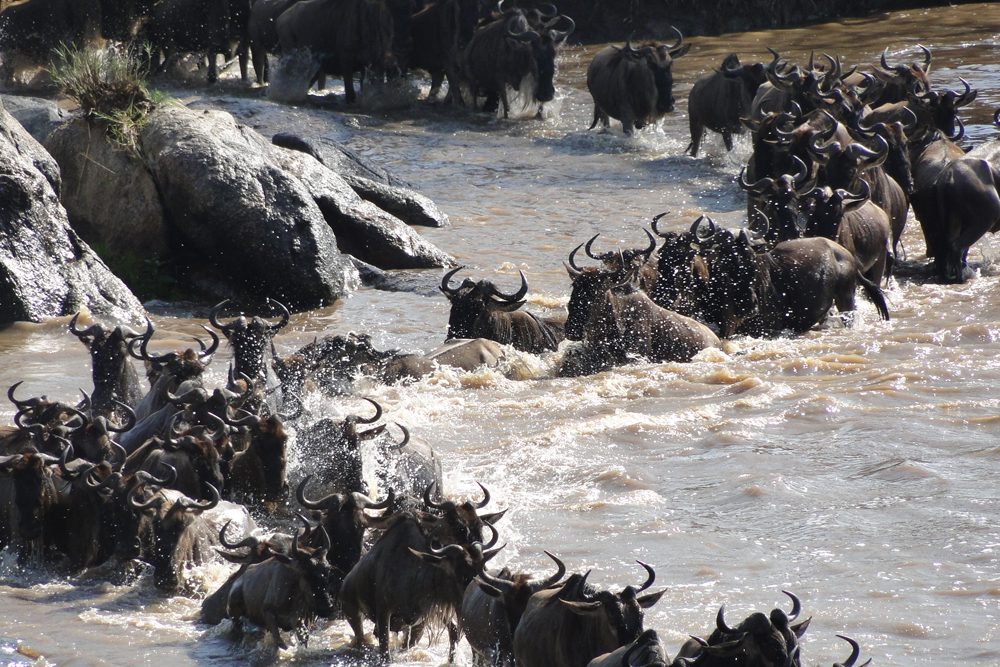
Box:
209;299;290;384
687;53;768;155
408;0;478;101
460;550;566;667
0;0;103;81
379;423;444;499
247;0;301;84
68;314;146;419
141;0;252;83
125;413;227;501
587;29;690;135
223;410;288;509
340;512;502;660
462;9;574;118
440;267;562;354
225;526;336;648
293;397;387;494
512;563;665;667
693;225;889;337
586;628;668;667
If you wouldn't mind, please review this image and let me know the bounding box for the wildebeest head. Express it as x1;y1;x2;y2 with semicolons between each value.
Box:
564;246;627;342
798;181;871;240
692;224;764;338
739;155;814;244
421;480;506;545
69;313;147;416
1;452;60;543
690;591;811;667
503;10;574;104
209;299;290;382
296;397;387;495
225;409;289;506
873;44;932;104
474;550;566;633
285;525;337;618
128;324;219;387
907;77;976;141
719;52;767;100
441;267;528;337
648;213;713;317
559;563;665;648
408;532;505;598
155;413;227;500
620;28;690;113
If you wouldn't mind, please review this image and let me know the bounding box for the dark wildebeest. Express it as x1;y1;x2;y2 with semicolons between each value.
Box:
409;0;478;101
673;591;811;667
462;9;574;118
460;550;566;667
126;413;227;501
223;410;289;510
420;480;506;546
142;0;252;83
209;299;290;385
225;527;336;648
293;397;387;494
512;563;666;667
379;424;444;499
693;223;889;337
441;267;563;354
586;628;668;667
687;53;767;155
0;0;103;81
296;475;393;589
68;314;146;418
586;29;690;136
247;0;301;84
340;513;502;660
647;214;713;319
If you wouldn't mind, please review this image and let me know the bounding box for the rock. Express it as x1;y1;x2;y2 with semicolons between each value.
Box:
0;98;145;326
272;144;455;269
0;94;71;145
45;117;169;258
350;257;446;296
273;131;447;228
271;131;409;188
139;106;358;310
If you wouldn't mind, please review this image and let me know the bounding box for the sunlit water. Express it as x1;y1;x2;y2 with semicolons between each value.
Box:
2;4;1000;666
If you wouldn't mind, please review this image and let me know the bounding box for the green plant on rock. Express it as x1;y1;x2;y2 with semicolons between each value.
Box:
47;43;157;154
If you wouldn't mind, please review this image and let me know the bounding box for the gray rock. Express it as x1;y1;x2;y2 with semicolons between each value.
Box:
350;257;446;296
271;131;409;188
0;94;71;146
0;98;145;326
273;132;448;227
139;106;358;310
45;117;169;258
272;144;454;269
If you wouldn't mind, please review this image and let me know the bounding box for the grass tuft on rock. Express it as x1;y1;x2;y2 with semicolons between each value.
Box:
48;44;157;153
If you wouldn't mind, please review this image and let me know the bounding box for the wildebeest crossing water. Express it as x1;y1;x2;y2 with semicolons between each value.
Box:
1;3;1000;666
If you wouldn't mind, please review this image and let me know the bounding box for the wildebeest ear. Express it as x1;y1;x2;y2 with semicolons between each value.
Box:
636;588;666;608
489;300;526;313
703;636;748;657
215;549;252;564
790;616;811;637
564;262;581;280
474;577;503;598
671;43;692;59
480;508;508;524
408;546;446;565
560;599;603;614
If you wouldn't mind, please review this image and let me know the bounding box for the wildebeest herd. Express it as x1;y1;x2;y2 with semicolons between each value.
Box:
0;297;873;666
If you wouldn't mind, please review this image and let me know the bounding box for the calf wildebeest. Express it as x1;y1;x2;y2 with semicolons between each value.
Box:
586;628;668;667
226;526;336;648
340;512;502;660
687;52;767;156
512;563;666;667
69;314;146;418
441;267;562;354
693;225;888;337
462;9;574;118
587;29;690;136
460;550;566;667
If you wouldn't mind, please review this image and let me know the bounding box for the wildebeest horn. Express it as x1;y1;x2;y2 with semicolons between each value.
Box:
180;483;220;511
539;550;566;589
577;570;593;600
84;469;121;490
879;46;893;72
665;25;683;51
60;444;96;479
834;635;867;667
738;168;774;195
536;2;557;18
635;561;655;592
128;481;166;511
440;266;464;296
424;481;444;509
8;381;44;411
61;405;90;431
265;298;291;332
567;241;586;271
750;208;770;240
290;526;305;559
76;389;92;414
108;441;127;472
549;15;574;43
584;234;607;261
167;386;210;406
918;43;931;69
489;271;529;303
197;326;220;358
651;211;671;237
316;524;331;553
224;407;261;429
808;132;840;156
954;77;976;107
782;590;801;620
389;422;409;450
691;216;718;241
506;15;539;43
716;605;737;633
950;117;965;141
638;228;656;259
126;319;155;361
208;299;235;331
220;519;259;550
296;475;339;510
355;397;382;424
844;134;888;166
473;481;491;508
68;312;102;339
481;521;500;548
355;487;395;511
790;155;809;186
137;462;178;488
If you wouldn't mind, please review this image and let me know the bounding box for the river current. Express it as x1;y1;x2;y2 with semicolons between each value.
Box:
2;4;1000;666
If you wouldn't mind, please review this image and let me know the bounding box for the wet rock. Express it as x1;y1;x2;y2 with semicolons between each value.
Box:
271;131;409;188
139;106;358;310
0;98;145;325
351;257;446;296
273;144;455;269
45;117;169;258
0;95;71;146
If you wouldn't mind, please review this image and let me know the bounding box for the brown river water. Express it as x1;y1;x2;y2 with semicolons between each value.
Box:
2;3;1000;665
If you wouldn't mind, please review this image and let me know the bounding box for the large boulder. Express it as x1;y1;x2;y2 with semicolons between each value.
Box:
139;106;358;310
271;142;454;269
0;95;71;145
45;117;168;258
0;97;145;325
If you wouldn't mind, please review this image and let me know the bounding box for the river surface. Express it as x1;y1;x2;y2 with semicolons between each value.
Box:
2;4;1000;666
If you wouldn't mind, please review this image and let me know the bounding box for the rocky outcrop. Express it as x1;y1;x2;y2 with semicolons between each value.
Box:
0;97;145;326
45;117;168;258
139;106;357;311
0;95;71;146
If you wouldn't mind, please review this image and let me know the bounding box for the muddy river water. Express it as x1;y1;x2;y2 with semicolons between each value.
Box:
2;3;1000;665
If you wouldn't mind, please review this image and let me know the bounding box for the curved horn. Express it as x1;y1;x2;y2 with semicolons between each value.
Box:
355;487;395;511
84;469;121;490
356;397;382;425
692;216;718;241
219;519;259;550
390;423;410;450
108;440;127;472
491;271;529;302
918;44;931;69
481;520;500;549
636;561;655;592
76;389;92;414
8;381;43;411
538;550;566;589
835;635;861;667
296;475;338;511
198;326;220;358
548;15;574;43
423;481;446;510
208;300;234;331
716;605;737;634
474;481;491;509
440;266;464;296
180;483;220;511
127;482;165;511
665;24;683;51
782;590;801;620
166;386;210;407
223;407;261;429
738;167;774;195
137;463;178;488
68;312;102;339
568;241;586;271
950;116;965;141
584;234;610;261
265;299;291;332
651;211;670;237
879;47;893;72
790;155;809;186
105;401;136;432
637;228;656;259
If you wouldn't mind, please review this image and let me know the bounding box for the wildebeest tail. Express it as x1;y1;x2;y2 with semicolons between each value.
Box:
856;272;889;321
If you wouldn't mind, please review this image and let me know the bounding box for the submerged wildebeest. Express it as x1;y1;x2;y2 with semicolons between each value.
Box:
587;29;691;135
687;52;767;155
462;8;574;118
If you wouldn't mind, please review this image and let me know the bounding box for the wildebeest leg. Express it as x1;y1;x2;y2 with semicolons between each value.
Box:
447;621;459;662
723;130;734;152
589;104;601;130
375;610;392;660
263;610;287;649
404;621;424;648
344;70;357;103
499;88;510;118
621;113;635;136
251;43;267;84
238;44;250;83
207;53;219;83
428;71;445;99
687;117;703;155
482;91;499;113
344;601;367;648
